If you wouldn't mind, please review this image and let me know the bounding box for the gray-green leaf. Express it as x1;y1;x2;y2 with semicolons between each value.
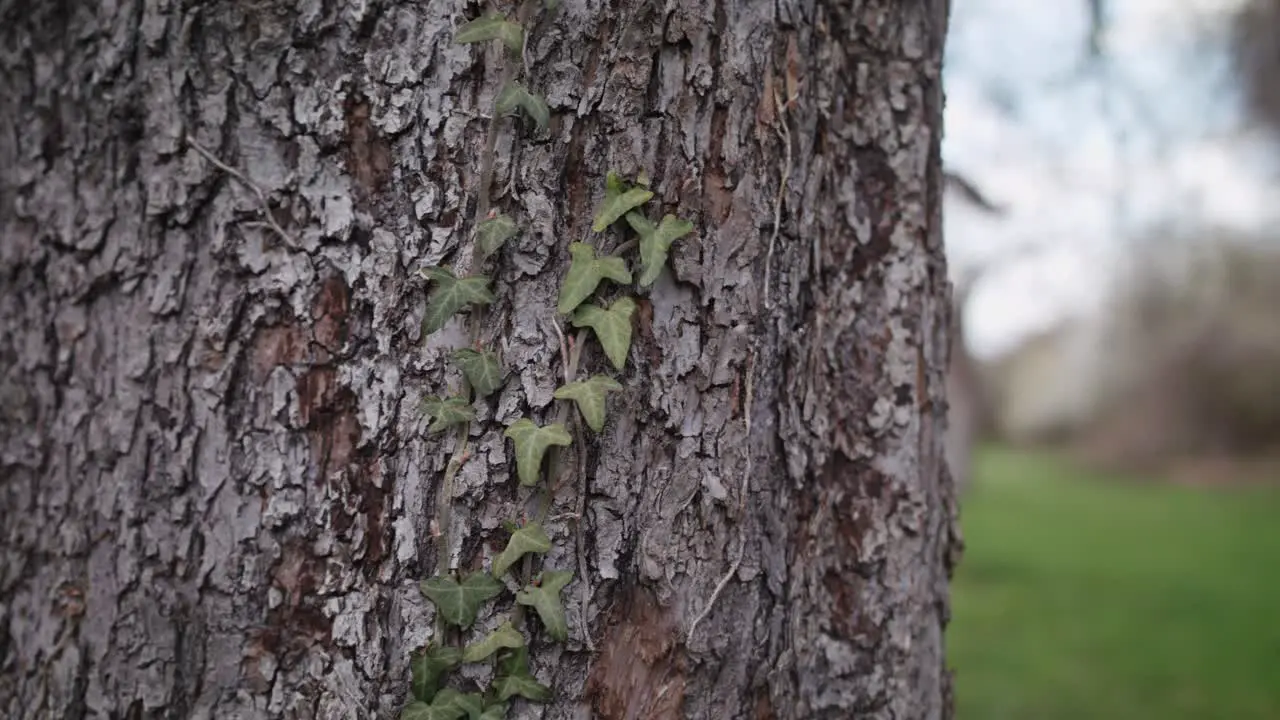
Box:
419;267;495;335
410;644;462;702
477;213;519;259
495;82;550;133
570;297;636;371
493;647;552;702
557;243;632;315
451;348;505;398
478;704;509;720
420;572;505;629
492;523;552;578
503;418;572;487
400;702;439;720
462;621;525;663
420;395;475;434
454;14;523;53
401;689;486;720
553;375;623;432
593;172;654;232
625;212;694;287
515;570;573;643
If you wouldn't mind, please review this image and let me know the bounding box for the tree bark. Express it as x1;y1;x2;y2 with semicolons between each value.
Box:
0;0;958;718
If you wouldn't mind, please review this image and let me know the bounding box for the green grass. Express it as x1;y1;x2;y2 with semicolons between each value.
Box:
948;447;1280;720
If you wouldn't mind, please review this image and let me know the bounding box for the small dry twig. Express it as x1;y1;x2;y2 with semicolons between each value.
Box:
763;84;794;311
687;351;754;642
185;137;296;248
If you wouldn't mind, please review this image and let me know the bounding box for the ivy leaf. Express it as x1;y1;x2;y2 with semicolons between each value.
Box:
553;375;623;432
557;243;632;315
493;647;553;702
625;212;694;287
592;172;654;232
495;82;550;133
462;621;526;663
476;213;519;259
454;14;523;53
451;348;505;398
478;704;509;720
420;395;476;434
402;689;486;720
441;691;485;719
570;297;636;371
410;644;462;702
419;267;495;335
420;572;505;629
399;702;439;720
515;570;573;642
605;171;625;196
503;418;572;487
492;523;552;578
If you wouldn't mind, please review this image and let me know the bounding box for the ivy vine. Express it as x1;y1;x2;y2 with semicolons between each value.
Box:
401;5;694;717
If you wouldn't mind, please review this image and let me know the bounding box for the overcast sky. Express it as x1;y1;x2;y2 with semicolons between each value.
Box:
943;0;1280;357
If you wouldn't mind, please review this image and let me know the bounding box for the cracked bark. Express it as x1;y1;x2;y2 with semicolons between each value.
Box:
0;0;959;718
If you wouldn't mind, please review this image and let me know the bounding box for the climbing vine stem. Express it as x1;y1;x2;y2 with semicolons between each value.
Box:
403;9;695;717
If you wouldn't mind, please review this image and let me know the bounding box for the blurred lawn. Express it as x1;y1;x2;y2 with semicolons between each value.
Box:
948;446;1280;720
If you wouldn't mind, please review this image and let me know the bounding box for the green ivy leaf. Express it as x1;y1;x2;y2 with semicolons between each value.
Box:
400;702;438;720
454;14;523;53
410;643;462;702
495;81;550;133
462;620;526;663
515;570;573;642
445;691;485;719
492;523;552;578
419;267;495;335
451;348;505;398
557;243;632;315
592;172;654;232
503;418;572;487
625;212;694;287
402;689;486;720
570;297;636;371
420;395;475;434
478;703;509;720
476;213;519;260
553;375;623;432
605;171;625;196
493;647;553;703
420;572;505;629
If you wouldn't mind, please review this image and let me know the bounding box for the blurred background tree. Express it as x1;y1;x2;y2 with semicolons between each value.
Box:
943;1;1280;718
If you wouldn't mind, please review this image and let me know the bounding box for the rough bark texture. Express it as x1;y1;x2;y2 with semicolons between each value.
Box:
0;0;958;718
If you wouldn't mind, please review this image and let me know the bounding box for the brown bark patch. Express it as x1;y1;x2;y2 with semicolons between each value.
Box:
634;296;662;368
261;539;334;659
296;366;338;427
752;685;776;720
251;322;307;381
343;94;391;200
702;106;733;224
584;585;686;720
312;274;349;353
330;456;390;578
296;367;361;479
845;149;899;279
821;452;886;646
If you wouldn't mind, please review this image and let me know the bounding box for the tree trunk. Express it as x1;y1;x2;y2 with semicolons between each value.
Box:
0;0;958;718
